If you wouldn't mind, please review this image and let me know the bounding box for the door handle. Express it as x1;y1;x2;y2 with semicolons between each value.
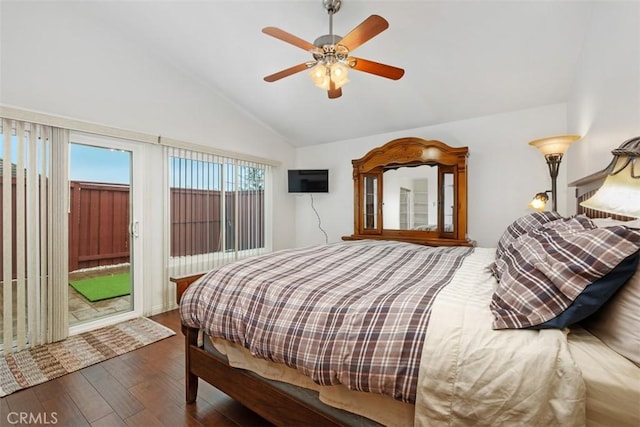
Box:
130;221;139;238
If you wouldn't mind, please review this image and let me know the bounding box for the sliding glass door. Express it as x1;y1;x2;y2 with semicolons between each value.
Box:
68;134;142;332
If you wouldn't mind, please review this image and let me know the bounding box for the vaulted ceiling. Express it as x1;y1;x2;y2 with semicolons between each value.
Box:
45;1;596;147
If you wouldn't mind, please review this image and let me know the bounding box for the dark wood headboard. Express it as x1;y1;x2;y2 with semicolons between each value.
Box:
570;171;635;221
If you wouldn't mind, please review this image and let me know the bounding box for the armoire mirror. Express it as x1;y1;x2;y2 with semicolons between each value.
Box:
343;137;474;247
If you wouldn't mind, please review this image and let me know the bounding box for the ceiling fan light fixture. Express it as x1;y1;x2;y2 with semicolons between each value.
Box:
309;61;349;90
309;64;330;89
330;61;349;88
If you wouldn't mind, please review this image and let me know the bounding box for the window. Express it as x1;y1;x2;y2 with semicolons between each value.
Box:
167;147;271;277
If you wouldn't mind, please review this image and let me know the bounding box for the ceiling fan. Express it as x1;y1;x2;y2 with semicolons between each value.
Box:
262;0;405;99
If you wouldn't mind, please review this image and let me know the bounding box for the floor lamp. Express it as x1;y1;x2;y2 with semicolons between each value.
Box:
529;135;581;212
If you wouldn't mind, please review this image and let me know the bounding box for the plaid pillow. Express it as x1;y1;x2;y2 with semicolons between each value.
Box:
490;220;640;329
490;211;565;279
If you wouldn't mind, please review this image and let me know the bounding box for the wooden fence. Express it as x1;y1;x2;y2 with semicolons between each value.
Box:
68;182;131;271
170;188;265;256
1;179;265;277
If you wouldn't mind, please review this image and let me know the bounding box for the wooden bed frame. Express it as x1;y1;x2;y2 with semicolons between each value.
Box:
172;168;624;426
174;274;351;426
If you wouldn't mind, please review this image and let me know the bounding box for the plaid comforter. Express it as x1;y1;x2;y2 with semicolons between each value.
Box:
180;240;473;403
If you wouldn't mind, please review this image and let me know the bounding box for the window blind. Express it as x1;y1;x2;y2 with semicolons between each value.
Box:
0;118;68;355
165;146;272;290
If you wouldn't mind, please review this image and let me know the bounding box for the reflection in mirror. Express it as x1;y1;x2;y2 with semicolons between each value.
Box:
383;166;438;230
363;176;378;230
443;172;454;232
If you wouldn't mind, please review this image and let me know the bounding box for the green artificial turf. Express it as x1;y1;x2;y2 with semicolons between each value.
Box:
69;272;131;302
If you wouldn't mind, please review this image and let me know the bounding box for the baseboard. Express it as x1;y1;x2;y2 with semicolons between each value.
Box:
148;302;179;317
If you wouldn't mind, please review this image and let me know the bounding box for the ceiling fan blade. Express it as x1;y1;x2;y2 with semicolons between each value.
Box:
351;57;405;80
262;27;316;51
328;80;342;99
338;15;389;52
264;63;310;82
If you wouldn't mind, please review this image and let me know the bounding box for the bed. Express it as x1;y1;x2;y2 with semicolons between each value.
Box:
175;178;640;426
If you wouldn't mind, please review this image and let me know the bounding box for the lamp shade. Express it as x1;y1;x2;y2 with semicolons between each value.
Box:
529;135;581;156
529;192;549;210
309;64;330;89
330;62;349;89
580;156;640;218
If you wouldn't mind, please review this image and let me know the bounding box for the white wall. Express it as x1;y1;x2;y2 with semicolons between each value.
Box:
294;103;568;248
565;1;640;201
0;2;298;315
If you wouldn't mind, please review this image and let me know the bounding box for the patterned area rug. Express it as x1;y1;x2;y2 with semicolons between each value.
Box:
0;317;175;397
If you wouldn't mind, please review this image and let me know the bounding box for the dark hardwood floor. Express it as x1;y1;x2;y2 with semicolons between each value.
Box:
1;310;273;426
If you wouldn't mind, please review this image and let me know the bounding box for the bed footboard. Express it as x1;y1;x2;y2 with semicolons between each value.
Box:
181;324;351;426
176;272;380;425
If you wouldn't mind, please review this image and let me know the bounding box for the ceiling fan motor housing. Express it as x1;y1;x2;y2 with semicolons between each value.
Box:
323;0;341;14
314;34;342;47
312;36;349;62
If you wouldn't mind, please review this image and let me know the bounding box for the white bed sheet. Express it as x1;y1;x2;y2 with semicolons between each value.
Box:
568;326;640;427
210;336;414;426
415;248;586;426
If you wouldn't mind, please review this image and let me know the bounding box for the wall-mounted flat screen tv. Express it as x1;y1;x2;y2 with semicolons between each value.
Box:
288;169;329;193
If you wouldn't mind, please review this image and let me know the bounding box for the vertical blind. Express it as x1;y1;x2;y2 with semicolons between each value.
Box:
0;118;69;355
166;146;272;282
